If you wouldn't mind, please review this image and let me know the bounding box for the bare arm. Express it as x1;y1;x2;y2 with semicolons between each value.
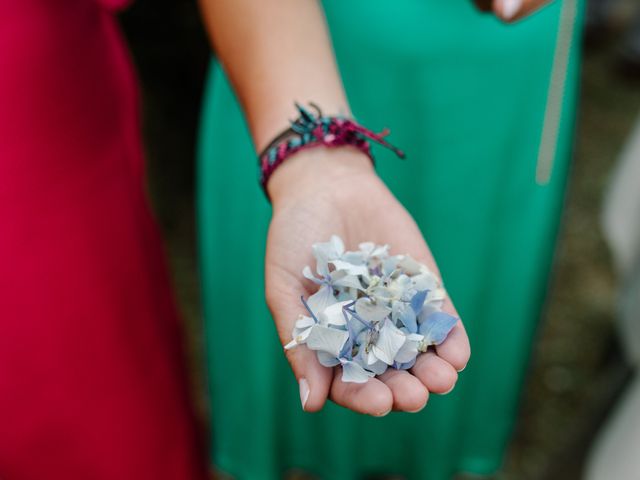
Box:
198;0;349;152
197;0;470;415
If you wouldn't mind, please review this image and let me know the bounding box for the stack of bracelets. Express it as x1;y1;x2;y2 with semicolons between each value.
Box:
258;103;405;198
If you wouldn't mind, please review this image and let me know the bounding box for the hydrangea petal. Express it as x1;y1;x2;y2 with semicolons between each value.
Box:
317;351;341;367
355;298;391;323
331;270;364;290
358;242;375;255
312;237;342;277
382;256;400;277
342;250;366;265
411;272;439;292
341;360;374;383
294;315;315;331
285;315;316;350
372;319;407;365
427;287;447;302
318;301;351;327
394;333;424;363
290;236;462;383
302;265;323;284
397;255;422;275
419;312;458;346
306;324;349;357
410;290;428;315
330;260;369;277
394;357;417;370
366;348;379;366
393;301;418;333
348;314;370;338
306;285;337;316
418;301;440;321
368;286;394;301
367;358;388;375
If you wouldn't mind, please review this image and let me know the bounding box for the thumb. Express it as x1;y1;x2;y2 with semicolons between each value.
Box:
265;269;333;412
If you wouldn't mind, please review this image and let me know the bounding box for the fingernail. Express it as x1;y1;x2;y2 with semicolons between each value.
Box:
457;364;467;373
440;383;457;395
373;408;392;417
500;0;522;19
299;378;310;410
407;402;428;414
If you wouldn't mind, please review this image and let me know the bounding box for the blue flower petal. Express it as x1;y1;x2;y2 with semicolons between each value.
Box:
418;312;458;346
410;290;428;315
393;358;417;370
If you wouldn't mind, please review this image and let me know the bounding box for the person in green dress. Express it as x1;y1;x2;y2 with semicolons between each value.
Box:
196;0;584;478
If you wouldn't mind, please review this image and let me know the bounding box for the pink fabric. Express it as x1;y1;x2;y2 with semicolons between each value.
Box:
0;1;206;478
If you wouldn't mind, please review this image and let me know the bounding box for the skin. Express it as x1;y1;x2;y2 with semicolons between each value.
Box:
474;0;554;22
198;0;551;414
267;148;470;415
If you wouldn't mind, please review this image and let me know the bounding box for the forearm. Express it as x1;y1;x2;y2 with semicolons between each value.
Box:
198;0;350;152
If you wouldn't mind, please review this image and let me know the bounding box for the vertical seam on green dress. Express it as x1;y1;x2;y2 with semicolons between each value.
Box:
536;0;579;185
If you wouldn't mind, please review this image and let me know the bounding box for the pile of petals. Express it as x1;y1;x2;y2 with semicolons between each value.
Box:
285;235;459;383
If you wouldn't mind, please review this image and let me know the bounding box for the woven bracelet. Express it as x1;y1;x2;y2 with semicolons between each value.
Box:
258;103;405;198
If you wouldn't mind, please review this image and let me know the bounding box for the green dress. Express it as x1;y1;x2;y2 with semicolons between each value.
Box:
197;1;584;478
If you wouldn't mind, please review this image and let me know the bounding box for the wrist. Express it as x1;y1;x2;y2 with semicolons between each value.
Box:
267;146;376;207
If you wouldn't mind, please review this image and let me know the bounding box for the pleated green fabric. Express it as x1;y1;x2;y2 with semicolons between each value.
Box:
196;1;584;478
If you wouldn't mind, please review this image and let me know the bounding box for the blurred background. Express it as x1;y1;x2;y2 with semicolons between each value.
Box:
119;1;640;479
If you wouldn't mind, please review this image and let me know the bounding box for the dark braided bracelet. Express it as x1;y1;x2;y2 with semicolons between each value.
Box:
258;103;405;198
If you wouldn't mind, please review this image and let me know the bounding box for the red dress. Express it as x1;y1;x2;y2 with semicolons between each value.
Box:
0;1;206;478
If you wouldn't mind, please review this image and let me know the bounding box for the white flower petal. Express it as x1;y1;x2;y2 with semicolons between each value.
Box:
302;265;323;283
312;236;345;270
394;333;424;363
318;301;351;327
306;325;349;357
371;244;390;258
366;349;379;366
287;315;316;349
427;287;447;302
356;298;391;323
333;275;364;290
342;250;366;265
411;272;439;292
367;358;389;375
317;351;341;367
397;255;422;276
306;285;337;316
294;315;315;330
382;256;400;277
360;242;389;259
358;242;375;255
340;360;374;383
387;274;412;299
372;319;407;365
330;260;369;277
368;286;394;302
330;270;364;290
330;235;345;256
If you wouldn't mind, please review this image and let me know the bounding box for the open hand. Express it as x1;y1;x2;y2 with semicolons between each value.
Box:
265;148;470;416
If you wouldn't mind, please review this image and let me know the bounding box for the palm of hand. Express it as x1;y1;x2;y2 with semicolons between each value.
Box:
265;168;470;415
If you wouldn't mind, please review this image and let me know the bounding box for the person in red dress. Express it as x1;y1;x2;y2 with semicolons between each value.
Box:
0;1;206;478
